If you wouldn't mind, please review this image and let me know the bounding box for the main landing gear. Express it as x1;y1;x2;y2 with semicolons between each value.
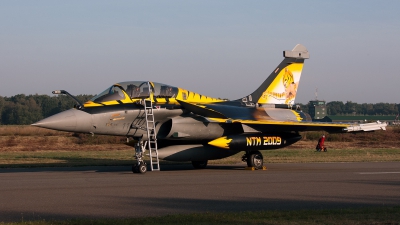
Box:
242;150;264;170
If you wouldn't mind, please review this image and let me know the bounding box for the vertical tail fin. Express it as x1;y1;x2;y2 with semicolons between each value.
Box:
236;44;309;107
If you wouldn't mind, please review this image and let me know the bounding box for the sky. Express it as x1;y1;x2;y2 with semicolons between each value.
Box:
1;1;399;104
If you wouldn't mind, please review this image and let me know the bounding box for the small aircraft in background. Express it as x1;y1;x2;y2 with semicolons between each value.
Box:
32;44;387;174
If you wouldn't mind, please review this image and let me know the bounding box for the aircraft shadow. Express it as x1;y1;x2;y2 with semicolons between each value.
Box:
0;161;247;173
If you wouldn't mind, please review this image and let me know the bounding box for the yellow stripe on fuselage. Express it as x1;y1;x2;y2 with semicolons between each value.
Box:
175;88;225;103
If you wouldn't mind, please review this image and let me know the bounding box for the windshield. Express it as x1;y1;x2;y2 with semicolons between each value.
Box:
90;85;126;102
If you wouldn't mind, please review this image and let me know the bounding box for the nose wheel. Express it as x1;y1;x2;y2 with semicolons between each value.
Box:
132;139;148;174
132;161;147;174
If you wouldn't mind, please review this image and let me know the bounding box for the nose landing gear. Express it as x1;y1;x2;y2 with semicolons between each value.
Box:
132;161;147;174
132;139;148;174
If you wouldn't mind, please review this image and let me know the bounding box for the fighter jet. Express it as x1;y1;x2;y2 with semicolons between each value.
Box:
32;44;387;174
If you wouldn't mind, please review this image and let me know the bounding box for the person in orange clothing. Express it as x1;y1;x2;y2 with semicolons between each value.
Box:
316;134;327;152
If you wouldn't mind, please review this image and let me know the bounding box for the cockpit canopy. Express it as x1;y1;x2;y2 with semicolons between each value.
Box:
90;81;179;103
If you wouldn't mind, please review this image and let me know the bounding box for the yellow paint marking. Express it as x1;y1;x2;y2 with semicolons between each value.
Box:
208;136;232;149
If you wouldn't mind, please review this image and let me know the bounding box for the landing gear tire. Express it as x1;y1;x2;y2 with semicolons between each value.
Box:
132;164;139;173
192;160;208;169
246;151;263;170
138;162;147;174
132;162;147;174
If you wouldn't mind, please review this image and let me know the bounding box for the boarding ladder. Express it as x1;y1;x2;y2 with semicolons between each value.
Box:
143;99;160;171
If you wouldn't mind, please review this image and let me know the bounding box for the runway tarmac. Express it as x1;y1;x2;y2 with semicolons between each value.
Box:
1;162;400;222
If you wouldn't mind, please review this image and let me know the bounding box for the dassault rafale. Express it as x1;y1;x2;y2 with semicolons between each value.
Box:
32;44;387;174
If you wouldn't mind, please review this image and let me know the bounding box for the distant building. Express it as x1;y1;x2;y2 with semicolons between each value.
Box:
307;100;397;124
308;100;326;120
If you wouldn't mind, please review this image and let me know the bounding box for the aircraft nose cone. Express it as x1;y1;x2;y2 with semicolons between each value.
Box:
32;109;88;132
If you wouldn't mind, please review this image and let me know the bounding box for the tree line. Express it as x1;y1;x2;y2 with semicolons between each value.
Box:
0;94;399;125
0;94;94;125
325;101;399;115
